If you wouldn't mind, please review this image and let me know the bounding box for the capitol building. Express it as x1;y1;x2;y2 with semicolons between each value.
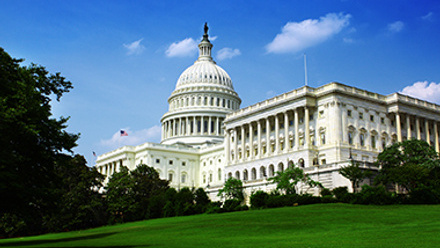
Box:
96;25;440;200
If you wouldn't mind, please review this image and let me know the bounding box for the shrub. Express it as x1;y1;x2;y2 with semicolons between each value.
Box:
332;187;351;203
408;186;439;204
250;190;269;209
320;188;332;197
222;199;242;212
321;195;337;203
352;185;394;205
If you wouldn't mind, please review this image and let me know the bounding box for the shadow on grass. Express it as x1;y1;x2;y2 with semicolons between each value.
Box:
0;232;148;247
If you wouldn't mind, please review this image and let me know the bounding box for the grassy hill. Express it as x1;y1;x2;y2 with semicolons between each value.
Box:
0;203;439;248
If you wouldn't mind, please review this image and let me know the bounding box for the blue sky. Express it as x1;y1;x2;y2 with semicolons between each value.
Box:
1;0;440;165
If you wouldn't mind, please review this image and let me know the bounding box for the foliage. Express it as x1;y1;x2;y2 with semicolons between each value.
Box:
375;139;440;195
352;185;394;205
320;188;332;197
269;166;322;195
218;177;244;202
332;187;351;203
0;48;82;236
250;190;269;209
339;160;372;193
105;164;169;223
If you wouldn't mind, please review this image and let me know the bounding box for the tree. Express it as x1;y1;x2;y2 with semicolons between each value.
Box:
375;139;440;194
218;177;244;202
0;48;78;236
339;160;372;193
105;164;169;223
269;166;321;195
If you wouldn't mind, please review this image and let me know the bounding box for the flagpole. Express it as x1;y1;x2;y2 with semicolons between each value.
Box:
304;53;308;86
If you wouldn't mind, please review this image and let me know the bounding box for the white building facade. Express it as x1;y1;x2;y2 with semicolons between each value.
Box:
95;26;440;200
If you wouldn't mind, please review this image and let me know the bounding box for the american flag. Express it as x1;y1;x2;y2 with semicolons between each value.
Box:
93;151;96;157
120;130;128;136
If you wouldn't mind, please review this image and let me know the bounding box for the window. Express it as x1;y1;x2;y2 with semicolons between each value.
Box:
168;173;173;182
156;159;160;164
182;161;186;166
360;133;365;146
347;110;352;117
320;132;326;145
359;112;363;120
348;132;353;145
319;110;324;118
181;173;186;183
169;160;173;165
218;168;222;181
203;174;206;183
381;117;385;124
209;173;213;182
321;159;327;165
371;136;376;149
370;115;374;122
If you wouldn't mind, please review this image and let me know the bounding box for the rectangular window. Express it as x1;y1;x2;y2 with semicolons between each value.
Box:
370;115;374;122
181;174;186;183
168;173;173;182
359;112;363;120
347;110;352;117
319;110;324;118
371;136;376;149
169;160;173;165
156;159;160;164
182;161;186;166
381;117;385;124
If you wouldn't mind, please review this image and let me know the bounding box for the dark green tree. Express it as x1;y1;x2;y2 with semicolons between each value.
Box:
375;139;440;194
0;48;78;236
339;160;372;193
105;164;169;223
218;177;244;202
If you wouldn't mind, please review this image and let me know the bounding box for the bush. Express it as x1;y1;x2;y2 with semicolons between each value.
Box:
250;190;269;209
408;186;439;204
222;199;242;212
352;185;394;205
332;187;351;203
321;195;337;203
320;188;332;197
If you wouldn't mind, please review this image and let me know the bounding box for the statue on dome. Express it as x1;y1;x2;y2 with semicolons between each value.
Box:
204;22;209;35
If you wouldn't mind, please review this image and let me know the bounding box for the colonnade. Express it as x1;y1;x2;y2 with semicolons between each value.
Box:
99;160;122;178
162;116;225;139
225;106;319;165
170;94;238;111
394;112;440;152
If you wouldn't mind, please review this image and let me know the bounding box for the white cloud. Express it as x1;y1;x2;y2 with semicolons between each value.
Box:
422;12;434;21
387;21;404;33
123;38;145;55
217;48;241;60
343;37;354;43
165;38;197;57
399;81;440;104
266;13;351;54
100;126;162;149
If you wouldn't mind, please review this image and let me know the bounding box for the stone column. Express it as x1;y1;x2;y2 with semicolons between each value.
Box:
241;126;246;161
426;119;431;145
335;102;342;145
186;116;190;135
304;107;310;146
225;130;230;164
234;128;238;163
249;123;254;160
257;120;262;159
294;108;299;150
275;114;280;153
266;117;271;156
216;117;220;135
407;115;411;139
208;116;212;135
416;117;421;140
435;122;439;153
284;112;289;151
396;113;402;142
201;116;204;134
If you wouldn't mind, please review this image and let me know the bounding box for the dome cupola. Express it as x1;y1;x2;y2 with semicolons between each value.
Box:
161;23;241;147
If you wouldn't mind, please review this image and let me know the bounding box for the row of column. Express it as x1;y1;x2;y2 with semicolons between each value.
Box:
99;161;121;177
394;112;440;152
225;106;313;164
162;116;224;139
170;95;237;111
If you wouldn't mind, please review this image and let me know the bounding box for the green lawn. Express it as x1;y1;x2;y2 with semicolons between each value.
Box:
1;204;439;248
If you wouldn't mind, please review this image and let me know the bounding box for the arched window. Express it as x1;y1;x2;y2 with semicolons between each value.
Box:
251;168;257;180
235;171;240;180
218;168;222;181
288;160;294;168
278;162;284;172
243;169;248;181
298;158;305;168
227;172;232;179
260;166;266;179
268;164;275;177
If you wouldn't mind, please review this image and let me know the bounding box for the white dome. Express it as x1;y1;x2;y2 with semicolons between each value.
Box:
175;61;234;91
